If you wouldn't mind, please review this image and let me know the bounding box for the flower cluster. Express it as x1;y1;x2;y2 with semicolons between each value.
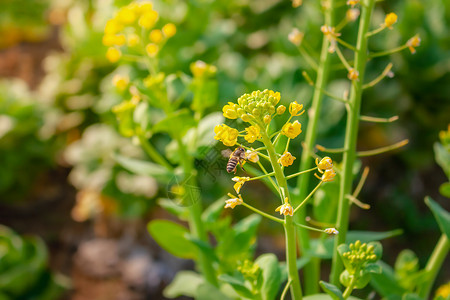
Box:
342;240;378;268
278;151;296;167
315;157;336;182
225;193;243;209
321;25;341;53
103;1;176;62
288;28;304;46
214;124;239;147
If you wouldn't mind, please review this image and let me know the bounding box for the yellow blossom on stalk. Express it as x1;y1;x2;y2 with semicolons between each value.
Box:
139;10;158;29
324;228;339;235
223;102;239;119
316;156;333;172
278;151;296;167
384;13;398;29
102;34;126;47
214;124;239;147
288;28;304;46
232;177;250;194
289;101;304;116
112;74;129;90
190;60;217;78
275;197;293;216
281;120;302;139
435;282;450;299
346;0;359;7
246;150;259;163
320;169;336;182
346;9;360;22
127;33;140;47
104;19;123;35
162;23;177;38
277;105;286;115
348;68;359;81
146;43;159;57
321;25;341;53
149;29;163;43
106;47;121;62
137;1;153;14
406;35;421;54
225;193;243;209
116;7;136;25
244;125;261;143
263;115;271;124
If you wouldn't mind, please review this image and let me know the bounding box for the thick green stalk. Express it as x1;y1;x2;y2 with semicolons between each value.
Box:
294;0;335;294
330;0;375;285
417;234;450;298
175;136;218;286
260;127;302;300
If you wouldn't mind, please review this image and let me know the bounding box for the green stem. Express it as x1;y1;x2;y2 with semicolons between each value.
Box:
294;0;335;294
175;136;217;286
342;275;357;299
241;202;284;224
137;132;173;170
417;234;450;299
330;0;375;286
260;127;302;300
285;167;318;180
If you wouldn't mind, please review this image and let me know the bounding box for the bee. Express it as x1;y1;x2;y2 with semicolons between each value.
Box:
222;147;247;173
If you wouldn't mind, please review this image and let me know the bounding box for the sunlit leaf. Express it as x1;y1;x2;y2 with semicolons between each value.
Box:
163;271;204;298
319;281;344;300
255;254;282;300
425;196;450;239
113;153;173;183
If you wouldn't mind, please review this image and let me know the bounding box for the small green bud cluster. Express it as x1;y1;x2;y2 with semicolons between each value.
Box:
342;240;378;268
238;260;261;283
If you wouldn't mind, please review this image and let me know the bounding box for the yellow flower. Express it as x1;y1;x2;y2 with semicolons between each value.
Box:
406;34;421;54
268;90;281;105
214;124;239;147
277;105;286;115
278;151;296;167
244;125;261;143
348;68;359;81
346;0;359;7
104;19;123;35
288;28;304;46
225;193;243;209
162;23;177;38
112;74;129;90
223;102;239;119
275;198;293;216
146;43;159;57
435;282;450;299
138;11;158;29
346;9;360;22
102;34;126;47
137;2;153;14
232;177;250;194
116;7;136;25
149;29;163;43
321;169;336;182
127;33;140;47
316;157;333;172
384;13;398;29
241;114;251;122
324;228;339;235
321;25;341;53
281;120;302;139
263;115;271;124
246;150;259;163
289;101;304;116
106;47;121;62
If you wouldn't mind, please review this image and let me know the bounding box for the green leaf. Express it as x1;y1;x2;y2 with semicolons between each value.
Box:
133;102;151;132
218;274;254;299
157;198;189;220
147;220;197;259
337;244;353;272
184;235;219;263
163;271;204;298
402;293;423;300
152;109;196;137
439;182;450;198
339;270;351;288
196;282;231;300
304;295;361;300
319;281;344;300
202;197;225;224
255;254;282;300
365;263;382;274
354;272;371;289
395;249;419;276
191;79;218;113
313;178;339;223
113;153;173;183
425;196;450;239
371;261;406;297
434;142;450;178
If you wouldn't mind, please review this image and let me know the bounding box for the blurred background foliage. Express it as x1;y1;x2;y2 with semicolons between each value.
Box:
0;0;448;298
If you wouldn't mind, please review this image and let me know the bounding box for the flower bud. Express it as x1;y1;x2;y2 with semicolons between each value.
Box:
277;105;286;114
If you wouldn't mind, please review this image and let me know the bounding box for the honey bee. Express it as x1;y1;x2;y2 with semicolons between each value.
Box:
222;147;247;173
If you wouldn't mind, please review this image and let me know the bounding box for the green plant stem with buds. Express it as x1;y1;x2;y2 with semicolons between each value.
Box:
294;0;335;294
259;123;303;300
417;234;450;298
330;0;375;286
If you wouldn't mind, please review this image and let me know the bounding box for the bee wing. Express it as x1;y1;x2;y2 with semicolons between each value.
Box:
221;149;233;158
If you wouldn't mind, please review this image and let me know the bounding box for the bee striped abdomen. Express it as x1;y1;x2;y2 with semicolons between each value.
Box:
227;158;238;173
